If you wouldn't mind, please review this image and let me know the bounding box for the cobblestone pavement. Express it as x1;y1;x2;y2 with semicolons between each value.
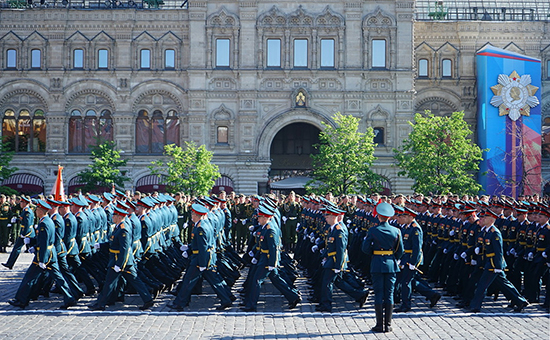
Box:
0;250;548;339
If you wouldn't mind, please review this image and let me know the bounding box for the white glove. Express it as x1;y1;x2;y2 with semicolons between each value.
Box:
432;240;437;245
233;219;238;224
349;228;354;234
454;253;459;260
34;224;38;230
282;216;288;223
248;225;254;231
460;252;467;259
251;258;258;265
397;259;401;266
113;265;121;272
7;224;11;227
494;269;503;273
449;230;455;236
10;217;17;223
199;267;206;272
296;227;300;232
315;238;322;245
443;248;448;254
346;219;351;224
38;262;46;270
309;232;314;238
248;251;255;257
334;269;341;274
471;259;477;266
321;258;327;265
180;244;188;252
296;223;300;228
311;245;319;252
94;243;100;250
24;237;30;245
509;248;517;256
243;219;247;225
183;222;188;229
475;247;480;255
408;263;415;270
310;235;315;243
182;251;188;258
268;266;275;271
28;247;35;254
547;263;550;268
543;251;547;259
528;252;534;261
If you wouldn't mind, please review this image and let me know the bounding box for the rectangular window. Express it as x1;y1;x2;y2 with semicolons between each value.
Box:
7;49;16;68
217;126;228;144
74;49;84;68
31;49;41;69
418;59;428;77
320;39;335;68
165;49;175;69
294;39;308;68
216;39;230;67
98;49;108;69
267;39;281;67
442;59;452;77
372;39;386;68
141;49;151;69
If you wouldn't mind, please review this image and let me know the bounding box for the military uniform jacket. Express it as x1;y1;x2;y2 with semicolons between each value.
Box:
0;202;11;225
257;223;279;268
36;215;57;265
482;225;505;271
532;222;550;263
362;221;403;273
63;212;79;256
51;212;67;257
401;220;423;267
108;223;133;270
20;206;36;238
322;223;347;271
75;211;91;255
189;220;212;268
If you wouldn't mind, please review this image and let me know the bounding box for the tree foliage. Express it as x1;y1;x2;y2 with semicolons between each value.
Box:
150;142;220;196
78;141;129;193
0;141;17;183
393;111;484;195
306;112;382;196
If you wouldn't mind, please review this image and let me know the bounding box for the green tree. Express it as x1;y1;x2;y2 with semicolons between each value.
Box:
306;112;382;196
393;111;484;195
0;141;17;183
150;142;220;196
78;141;129;192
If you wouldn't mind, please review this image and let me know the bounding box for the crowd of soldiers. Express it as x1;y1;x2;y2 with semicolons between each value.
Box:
1;189;548;328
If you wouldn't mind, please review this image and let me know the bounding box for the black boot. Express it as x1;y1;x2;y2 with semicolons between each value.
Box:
371;304;384;332
384;304;393;332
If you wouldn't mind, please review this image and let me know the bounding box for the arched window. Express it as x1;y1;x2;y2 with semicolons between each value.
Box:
217;126;228;144
136;109;180;154
418;59;429;77
68;109;113;153
442;59;452;77
2;109;46;153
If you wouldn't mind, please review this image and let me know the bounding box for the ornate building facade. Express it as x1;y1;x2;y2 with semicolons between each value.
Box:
0;0;549;195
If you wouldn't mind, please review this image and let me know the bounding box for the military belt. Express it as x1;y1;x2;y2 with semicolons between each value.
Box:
404;249;413;254
288;217;298;220
109;249;120;253
192;250;199;254
261;249;269;253
537;247;546;252
485;253;495;257
36;245;54;250
327;251;337;256
373;250;393;256
0;217;8;220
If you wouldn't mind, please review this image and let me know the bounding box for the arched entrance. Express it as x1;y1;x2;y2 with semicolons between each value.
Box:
269;122;321;195
1;173;44;195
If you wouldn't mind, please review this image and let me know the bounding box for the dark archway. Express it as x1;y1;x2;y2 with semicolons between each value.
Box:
269;122;321;194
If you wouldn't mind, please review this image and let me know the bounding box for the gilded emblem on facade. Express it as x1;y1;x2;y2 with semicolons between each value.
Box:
490;70;539;121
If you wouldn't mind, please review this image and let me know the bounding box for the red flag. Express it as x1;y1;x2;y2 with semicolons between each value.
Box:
51;164;65;201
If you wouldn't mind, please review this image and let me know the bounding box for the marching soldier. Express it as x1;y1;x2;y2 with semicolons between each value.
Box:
3;196;35;270
362;202;403;333
0;194;12;253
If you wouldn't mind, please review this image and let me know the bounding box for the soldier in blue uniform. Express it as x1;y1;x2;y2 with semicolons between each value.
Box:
468;209;528;313
362;202;403;333
3;196;35;269
89;206;154;311
242;205;301;312
168;203;233;311
8;199;76;309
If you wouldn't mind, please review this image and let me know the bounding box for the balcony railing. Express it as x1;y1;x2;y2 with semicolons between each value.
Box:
0;0;188;9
